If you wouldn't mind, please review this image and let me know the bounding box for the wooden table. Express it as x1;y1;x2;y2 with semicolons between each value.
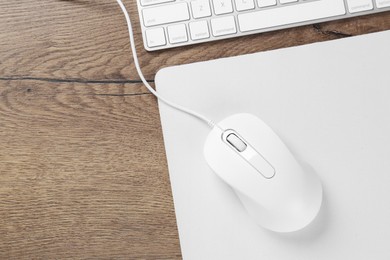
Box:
0;1;389;258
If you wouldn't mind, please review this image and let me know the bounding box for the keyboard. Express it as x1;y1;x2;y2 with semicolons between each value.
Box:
136;0;390;51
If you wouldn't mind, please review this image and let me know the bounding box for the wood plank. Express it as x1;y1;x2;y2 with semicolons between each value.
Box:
1;1;389;81
0;79;181;259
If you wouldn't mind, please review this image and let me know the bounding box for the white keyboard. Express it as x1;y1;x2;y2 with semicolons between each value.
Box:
137;0;390;51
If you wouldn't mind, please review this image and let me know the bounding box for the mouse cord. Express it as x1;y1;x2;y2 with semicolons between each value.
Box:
115;0;219;130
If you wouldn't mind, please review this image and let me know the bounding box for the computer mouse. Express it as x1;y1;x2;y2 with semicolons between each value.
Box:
204;113;322;233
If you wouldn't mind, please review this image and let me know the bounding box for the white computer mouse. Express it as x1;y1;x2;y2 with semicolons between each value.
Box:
204;113;322;233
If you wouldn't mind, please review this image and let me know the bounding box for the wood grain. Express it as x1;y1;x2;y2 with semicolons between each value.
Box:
0;0;390;258
0;80;181;259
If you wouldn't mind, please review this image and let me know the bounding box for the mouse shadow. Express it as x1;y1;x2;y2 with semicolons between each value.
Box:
264;163;330;243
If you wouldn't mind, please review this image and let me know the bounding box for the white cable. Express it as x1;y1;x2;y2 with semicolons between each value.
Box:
115;0;218;129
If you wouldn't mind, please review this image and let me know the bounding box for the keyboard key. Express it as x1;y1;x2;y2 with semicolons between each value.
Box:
212;0;234;15
257;0;276;7
211;16;237;36
280;0;298;4
191;0;212;18
142;3;190;27
346;0;373;12
376;0;390;7
235;0;255;11
189;20;210;40
168;24;188;44
140;0;174;7
145;28;166;47
238;0;346;32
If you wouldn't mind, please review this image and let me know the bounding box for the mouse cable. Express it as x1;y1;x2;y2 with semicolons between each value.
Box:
115;0;218;129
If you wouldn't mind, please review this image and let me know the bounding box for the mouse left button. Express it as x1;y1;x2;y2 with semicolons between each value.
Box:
226;133;247;152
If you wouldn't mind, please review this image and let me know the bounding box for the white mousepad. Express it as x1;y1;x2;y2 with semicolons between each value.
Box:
156;30;390;260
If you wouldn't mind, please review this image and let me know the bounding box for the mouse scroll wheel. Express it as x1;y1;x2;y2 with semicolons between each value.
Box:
226;133;247;152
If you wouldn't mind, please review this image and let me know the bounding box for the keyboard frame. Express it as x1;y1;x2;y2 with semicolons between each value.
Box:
136;0;390;51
